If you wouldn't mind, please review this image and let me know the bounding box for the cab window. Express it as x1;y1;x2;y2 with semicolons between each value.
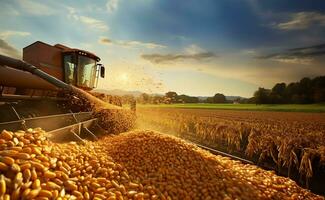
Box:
77;55;96;88
63;55;76;84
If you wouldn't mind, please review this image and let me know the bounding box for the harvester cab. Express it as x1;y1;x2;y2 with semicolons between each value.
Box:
23;42;105;91
60;45;105;89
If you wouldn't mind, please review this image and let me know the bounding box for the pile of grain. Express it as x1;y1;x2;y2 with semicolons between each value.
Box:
0;129;151;199
94;109;136;134
0;128;323;200
62;86;136;134
101;130;322;200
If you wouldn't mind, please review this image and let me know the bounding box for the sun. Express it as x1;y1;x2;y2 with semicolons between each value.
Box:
119;73;129;82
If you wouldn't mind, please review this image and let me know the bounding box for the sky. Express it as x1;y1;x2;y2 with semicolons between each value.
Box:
0;0;325;97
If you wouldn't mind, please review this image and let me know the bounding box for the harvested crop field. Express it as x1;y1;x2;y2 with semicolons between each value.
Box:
137;108;325;194
0;128;323;200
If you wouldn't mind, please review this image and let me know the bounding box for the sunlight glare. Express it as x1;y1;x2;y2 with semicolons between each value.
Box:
119;73;129;82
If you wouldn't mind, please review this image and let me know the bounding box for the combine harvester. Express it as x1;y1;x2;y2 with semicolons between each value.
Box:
0;41;134;141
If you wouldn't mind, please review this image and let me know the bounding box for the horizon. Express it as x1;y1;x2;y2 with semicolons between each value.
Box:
96;74;324;98
1;0;325;97
95;88;247;98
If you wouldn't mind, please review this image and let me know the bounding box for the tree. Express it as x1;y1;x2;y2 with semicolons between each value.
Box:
312;76;325;103
204;93;227;103
151;95;163;104
298;77;313;103
254;88;270;104
165;91;178;103
272;83;286;96
138;93;150;104
213;93;226;103
206;97;214;103
177;94;199;103
285;83;298;102
251;76;325;104
313;89;325;103
270;83;286;103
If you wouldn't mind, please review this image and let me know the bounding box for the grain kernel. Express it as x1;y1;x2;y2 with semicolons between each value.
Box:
1;156;15;165
32;179;41;189
23;168;31;181
31;168;37;181
39;190;52;198
44;170;56;179
27;188;41;199
0;162;9;171
45;182;61;190
11;163;20;172
0;130;13;140
0;175;6;196
64;180;77;191
16;153;31;160
20;163;31;171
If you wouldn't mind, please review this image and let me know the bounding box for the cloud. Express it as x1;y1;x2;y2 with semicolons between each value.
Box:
184;44;205;54
269;57;314;65
17;0;55;15
0;31;29;58
67;6;78;20
99;36;165;49
141;52;217;64
100;37;112;44
0;39;21;58
141;44;216;64
79;16;109;31
106;0;119;13
66;7;109;31
0;31;30;39
116;40;166;49
275;12;325;30
0;4;20;16
256;43;325;64
241;49;258;56
289;43;325;52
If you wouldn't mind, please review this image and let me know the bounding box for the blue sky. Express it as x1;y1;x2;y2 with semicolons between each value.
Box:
1;0;325;97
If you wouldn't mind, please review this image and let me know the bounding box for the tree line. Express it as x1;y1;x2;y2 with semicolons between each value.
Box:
253;76;325;104
119;76;325;105
120;91;228;104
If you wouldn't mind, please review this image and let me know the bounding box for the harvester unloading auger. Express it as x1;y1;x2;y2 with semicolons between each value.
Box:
0;41;136;142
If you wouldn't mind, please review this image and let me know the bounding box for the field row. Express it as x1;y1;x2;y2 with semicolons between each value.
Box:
138;103;325;113
137;108;325;194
